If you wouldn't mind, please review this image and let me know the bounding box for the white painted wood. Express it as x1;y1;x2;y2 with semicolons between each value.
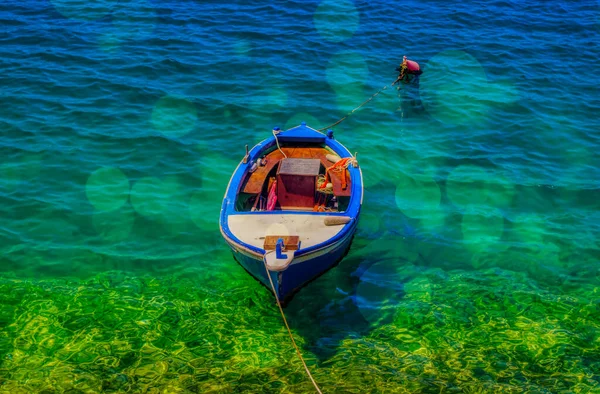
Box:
227;214;347;250
324;216;352;226
265;250;295;271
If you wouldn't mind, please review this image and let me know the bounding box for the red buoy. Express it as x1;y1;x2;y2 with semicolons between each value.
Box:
404;56;420;72
393;56;423;85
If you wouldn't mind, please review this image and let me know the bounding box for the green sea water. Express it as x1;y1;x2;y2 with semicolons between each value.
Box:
1;0;600;393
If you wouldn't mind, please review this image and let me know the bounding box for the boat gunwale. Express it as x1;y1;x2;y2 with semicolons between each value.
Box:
219;125;363;257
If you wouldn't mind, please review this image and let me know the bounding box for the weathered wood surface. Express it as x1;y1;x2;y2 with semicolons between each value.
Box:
263;235;301;251
242;147;351;197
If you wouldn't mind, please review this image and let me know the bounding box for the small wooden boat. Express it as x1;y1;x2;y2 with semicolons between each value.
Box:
219;123;363;304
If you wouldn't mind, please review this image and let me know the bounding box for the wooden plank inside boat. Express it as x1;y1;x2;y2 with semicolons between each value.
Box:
329;170;350;196
242;150;284;194
242;146;351;197
278;158;321;176
264;235;300;251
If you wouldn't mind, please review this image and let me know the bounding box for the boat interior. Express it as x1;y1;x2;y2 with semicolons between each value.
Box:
236;143;353;213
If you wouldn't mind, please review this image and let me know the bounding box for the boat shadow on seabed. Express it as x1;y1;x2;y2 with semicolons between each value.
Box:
276;231;419;363
265;176;435;364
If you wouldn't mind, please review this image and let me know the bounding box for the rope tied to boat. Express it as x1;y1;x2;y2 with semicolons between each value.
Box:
319;157;356;193
262;255;323;394
273;128;288;159
316;175;333;194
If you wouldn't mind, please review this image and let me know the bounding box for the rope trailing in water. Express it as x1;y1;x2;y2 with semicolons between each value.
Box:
317;83;392;131
262;255;323;394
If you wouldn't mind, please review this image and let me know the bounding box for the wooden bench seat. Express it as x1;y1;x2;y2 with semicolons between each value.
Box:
241;147;351;197
329;170;351;197
242;148;297;194
242;150;283;194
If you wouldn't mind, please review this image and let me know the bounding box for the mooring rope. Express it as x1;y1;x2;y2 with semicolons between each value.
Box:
262;255;323;394
273;129;288;158
317;82;392;131
259;79;399;394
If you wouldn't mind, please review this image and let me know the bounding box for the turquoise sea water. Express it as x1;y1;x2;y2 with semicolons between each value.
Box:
1;0;599;392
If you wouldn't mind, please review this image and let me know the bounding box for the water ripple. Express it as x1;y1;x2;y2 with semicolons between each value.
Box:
0;0;599;392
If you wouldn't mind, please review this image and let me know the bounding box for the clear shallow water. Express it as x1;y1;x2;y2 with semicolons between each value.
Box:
1;0;599;392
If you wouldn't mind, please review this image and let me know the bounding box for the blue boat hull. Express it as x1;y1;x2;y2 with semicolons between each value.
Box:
219;124;363;305
224;221;357;304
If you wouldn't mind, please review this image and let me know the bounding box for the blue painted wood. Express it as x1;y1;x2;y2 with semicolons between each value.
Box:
226;221;357;303
275;238;286;259
219;124;363;303
276;124;327;143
